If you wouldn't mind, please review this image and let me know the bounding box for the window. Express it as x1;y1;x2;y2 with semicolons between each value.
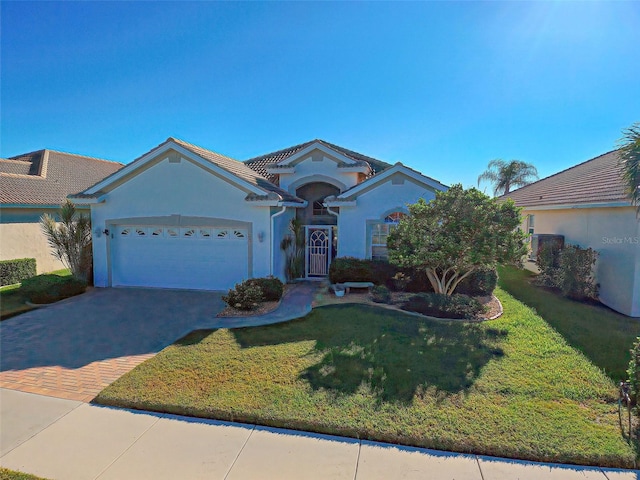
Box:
371;212;406;261
312;200;328;216
527;214;535;235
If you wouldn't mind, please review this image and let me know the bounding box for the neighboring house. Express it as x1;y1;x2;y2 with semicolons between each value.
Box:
71;138;447;291
0;149;123;274
501;150;639;318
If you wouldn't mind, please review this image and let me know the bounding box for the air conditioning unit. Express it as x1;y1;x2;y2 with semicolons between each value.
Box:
530;234;565;261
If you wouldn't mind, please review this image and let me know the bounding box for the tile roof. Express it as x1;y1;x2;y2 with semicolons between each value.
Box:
499;150;630;208
79;138;304;204
0;149;123;206
244;139;392;182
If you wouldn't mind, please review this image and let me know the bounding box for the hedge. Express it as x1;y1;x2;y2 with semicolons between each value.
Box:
20;274;87;304
0;258;36;286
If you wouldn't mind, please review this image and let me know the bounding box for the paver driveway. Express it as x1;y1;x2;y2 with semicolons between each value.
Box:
0;287;225;402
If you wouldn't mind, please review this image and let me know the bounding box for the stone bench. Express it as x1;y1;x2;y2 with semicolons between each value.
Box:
340;282;374;294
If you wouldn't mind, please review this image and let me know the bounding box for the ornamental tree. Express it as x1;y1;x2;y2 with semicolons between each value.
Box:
387;184;527;295
41;200;93;282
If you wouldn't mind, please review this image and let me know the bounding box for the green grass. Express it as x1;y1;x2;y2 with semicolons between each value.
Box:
95;288;636;468
0;269;71;320
0;468;50;480
498;265;640;381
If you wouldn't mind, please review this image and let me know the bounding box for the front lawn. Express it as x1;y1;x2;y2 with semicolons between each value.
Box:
95;287;636;468
497;265;640;381
0;468;49;480
0;269;71;320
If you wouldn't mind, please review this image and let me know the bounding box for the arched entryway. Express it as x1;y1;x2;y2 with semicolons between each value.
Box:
295;182;340;277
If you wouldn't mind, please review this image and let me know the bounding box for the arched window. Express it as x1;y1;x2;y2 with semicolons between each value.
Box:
371;211;406;261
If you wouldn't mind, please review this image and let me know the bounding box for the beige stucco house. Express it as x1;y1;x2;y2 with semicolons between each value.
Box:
0;149;123;274
502;150;639;317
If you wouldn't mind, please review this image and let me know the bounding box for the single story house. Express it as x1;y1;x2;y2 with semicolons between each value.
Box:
502;150;639;318
0;149;123;274
71;138;448;291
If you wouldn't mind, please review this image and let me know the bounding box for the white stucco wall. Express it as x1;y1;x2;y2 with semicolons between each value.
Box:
337;175;438;258
0;222;65;274
271;207;297;281
90;157;273;288
524;206;640;317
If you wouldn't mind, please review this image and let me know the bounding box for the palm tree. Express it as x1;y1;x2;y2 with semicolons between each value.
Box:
617;122;640;216
40;200;93;282
477;159;539;197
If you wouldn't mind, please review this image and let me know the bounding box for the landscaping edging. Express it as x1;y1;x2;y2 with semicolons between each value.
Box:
361;294;503;322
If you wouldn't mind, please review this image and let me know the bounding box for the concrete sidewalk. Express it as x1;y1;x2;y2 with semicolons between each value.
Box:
1;389;637;480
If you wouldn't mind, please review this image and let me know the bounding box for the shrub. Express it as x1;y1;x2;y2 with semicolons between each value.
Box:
222;281;264;310
557;245;598;300
246;277;284;301
628;337;640;408
456;267;498;296
20;274;87;304
535;242;562;288
329;257;374;284
402;267;435;293
0;258;37;286
370;285;391;304
534;243;599;300
401;292;485;320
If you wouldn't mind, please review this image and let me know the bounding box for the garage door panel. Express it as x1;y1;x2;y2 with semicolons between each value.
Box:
111;225;248;290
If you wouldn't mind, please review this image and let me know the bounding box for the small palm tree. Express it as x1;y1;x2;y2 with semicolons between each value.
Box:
477;159;539;197
617;122;640;216
41;200;92;282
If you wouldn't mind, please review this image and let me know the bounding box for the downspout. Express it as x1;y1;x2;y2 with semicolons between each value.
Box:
326;205;340;260
270;205;288;276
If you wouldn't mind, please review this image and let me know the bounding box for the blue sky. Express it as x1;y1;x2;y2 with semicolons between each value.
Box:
2;1;639;190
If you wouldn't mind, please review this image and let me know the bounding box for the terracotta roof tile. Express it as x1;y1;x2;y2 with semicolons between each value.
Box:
0;150;123;205
244;139;392;182
500;150;629;207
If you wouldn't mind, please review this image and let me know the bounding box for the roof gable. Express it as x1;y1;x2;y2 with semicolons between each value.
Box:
77;138;303;205
244;139;392;182
327;162;448;203
500;150;630;208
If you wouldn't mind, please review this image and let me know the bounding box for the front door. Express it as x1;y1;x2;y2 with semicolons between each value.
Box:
306;226;331;277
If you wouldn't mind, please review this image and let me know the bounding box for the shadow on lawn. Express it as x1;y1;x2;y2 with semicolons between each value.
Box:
233;305;506;403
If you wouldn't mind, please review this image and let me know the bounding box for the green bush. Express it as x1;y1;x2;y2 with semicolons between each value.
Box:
628;337;640;407
0;258;36;286
246;277;284;301
329;257;399;286
20;274;87;304
401;292;485;319
222;281;264;310
329;257;374;284
535;243;598;300
557;245;598;300
370;285;391;303
456;267;498;296
535;242;562;288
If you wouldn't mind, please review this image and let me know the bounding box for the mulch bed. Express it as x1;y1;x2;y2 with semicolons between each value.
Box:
216;285;292;318
316;288;502;321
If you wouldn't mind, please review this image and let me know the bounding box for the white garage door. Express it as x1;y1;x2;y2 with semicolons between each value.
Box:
111;225;249;290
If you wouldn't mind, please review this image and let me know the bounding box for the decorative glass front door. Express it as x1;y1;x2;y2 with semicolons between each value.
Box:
306;226;331;277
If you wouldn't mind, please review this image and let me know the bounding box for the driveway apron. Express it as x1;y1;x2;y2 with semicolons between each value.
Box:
0;287;225;402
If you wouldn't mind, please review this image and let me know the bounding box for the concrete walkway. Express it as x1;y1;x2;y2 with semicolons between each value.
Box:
0;389;636;480
196;281;317;330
